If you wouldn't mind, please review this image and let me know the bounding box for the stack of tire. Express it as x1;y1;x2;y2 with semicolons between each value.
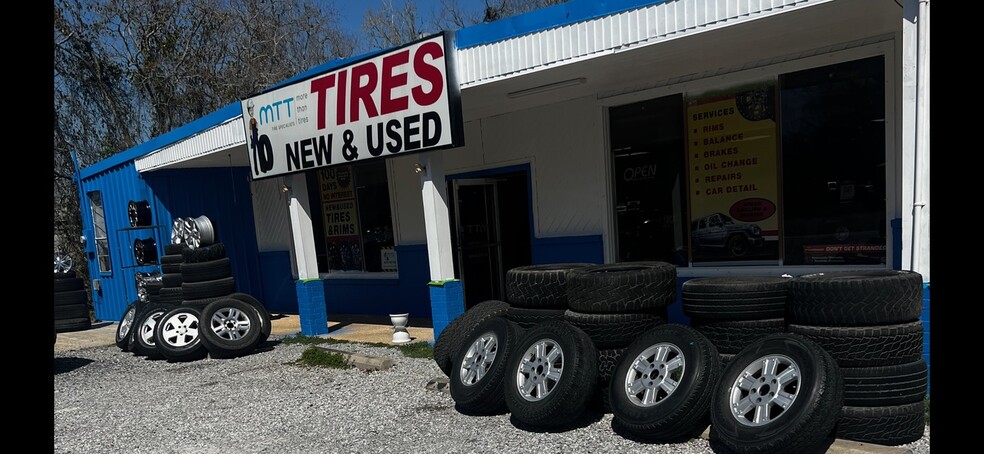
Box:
786;270;927;446
562;262;675;412
54;270;91;332
682;276;790;367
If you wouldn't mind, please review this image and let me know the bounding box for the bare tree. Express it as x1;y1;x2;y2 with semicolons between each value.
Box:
53;0;356;282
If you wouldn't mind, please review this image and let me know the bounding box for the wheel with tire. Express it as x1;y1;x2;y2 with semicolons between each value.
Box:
115;301;141;351
709;333;843;454
433;300;510;377
200;298;263;359
609;324;722;442
504;320;598;429
154;305;208;362
133;238;158;265
226;292;272;344
567;262;676;313
505;263;593;309
132;303;171;359
449;317;519;415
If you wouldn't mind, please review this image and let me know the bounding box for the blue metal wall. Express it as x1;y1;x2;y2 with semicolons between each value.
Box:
79;164;264;322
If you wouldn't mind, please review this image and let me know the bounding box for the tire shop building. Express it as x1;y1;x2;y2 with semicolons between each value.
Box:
75;0;930;376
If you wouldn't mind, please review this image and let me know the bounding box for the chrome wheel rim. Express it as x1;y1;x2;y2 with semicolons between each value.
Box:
54;252;73;274
139;311;165;346
160;312;200;348
515;338;563;402
210;307;252;340
458;331;499;386
171;219;186;245
118;308;136;341
623;342;685;407
729;354;801;427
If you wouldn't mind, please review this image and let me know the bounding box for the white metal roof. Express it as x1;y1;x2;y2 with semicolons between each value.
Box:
134;116;246;172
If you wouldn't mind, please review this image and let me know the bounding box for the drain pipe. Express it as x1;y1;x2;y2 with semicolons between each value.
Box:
910;0;930;278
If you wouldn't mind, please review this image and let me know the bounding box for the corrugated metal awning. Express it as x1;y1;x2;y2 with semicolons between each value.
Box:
134;115;246;173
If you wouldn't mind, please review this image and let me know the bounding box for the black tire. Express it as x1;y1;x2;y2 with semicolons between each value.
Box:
54;270;77;279
181;276;236;300
449;317;519;415
158;287;184;305
564;310;666;349
787;321;923;367
132;303;171;359
693;318;786;354
720;353;735;369
128;200;152;227
162;273;183;288
567;262;676;313
54;277;84;293
200;298;263;359
181;258;233;283
506;306;566;330
709;333;843;454
55;304;89;320
115;301;141;352
154;305;209;362
836;402;926;446
145;281;163;296
788;270;923;326
164;243;188;255
54;317;91;332
160;254;185;265
182;242;227;264
610;324;722;442
433;300;510;377
841;360;928;407
227;292;272;344
161;263;182;274
591;347;627;413
181;296;226;310
504;320;598;429
682;276;789;321
505;263;593;309
54;289;87;306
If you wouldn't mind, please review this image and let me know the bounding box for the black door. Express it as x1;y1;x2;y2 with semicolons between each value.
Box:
450;172;531;309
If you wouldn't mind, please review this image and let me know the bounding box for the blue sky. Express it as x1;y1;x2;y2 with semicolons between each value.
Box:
333;0;488;37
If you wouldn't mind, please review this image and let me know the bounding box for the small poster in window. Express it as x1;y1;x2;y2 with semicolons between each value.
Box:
686;82;781;263
319;165;363;271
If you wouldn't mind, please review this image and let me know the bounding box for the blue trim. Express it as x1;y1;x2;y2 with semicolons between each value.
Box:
531;235;603;265
455;0;668;49
79;104;241;179
257;251;299;314
922;282;930;396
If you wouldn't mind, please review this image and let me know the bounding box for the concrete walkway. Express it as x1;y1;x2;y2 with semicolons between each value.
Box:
54;314;434;353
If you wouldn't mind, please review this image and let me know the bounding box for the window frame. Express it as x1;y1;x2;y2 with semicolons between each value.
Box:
87;190;113;274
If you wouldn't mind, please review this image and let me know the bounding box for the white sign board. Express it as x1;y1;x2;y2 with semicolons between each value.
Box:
241;32;463;179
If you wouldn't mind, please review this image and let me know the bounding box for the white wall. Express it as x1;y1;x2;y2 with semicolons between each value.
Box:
391;95;607;245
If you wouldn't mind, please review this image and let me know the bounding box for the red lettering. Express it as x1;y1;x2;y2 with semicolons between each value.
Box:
310;74;335;130
350;63;378;122
381;50;409;115
412;41;444;106
336;69;347;126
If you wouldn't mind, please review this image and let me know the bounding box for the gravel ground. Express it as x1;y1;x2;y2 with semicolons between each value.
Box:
54;336;931;453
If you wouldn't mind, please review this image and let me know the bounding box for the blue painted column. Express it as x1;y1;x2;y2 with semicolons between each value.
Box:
922;282;930;396
296;279;328;335
429;279;464;343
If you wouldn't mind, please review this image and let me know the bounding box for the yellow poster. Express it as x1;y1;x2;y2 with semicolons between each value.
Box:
687;84;780;262
318;166;356;202
318;165;363;270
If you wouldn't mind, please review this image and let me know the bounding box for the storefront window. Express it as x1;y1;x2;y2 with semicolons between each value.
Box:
779;56;886;265
306;161;396;273
609;94;688;266
88;191;112;273
609;55;887;267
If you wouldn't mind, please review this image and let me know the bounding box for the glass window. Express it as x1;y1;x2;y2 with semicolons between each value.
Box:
609;94;688;266
779;56;886;265
88;191;112;273
306;161;395;272
609;55;887;267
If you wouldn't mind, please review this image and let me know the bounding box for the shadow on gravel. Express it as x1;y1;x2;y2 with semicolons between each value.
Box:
705;428;834;454
610;417;710;444
54;357;94;375
508;410;605;433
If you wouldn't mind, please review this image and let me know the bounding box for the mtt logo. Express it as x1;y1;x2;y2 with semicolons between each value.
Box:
246;99;275;175
258;97;293;125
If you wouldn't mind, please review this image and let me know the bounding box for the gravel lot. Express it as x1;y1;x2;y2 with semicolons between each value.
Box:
54;336;931;453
